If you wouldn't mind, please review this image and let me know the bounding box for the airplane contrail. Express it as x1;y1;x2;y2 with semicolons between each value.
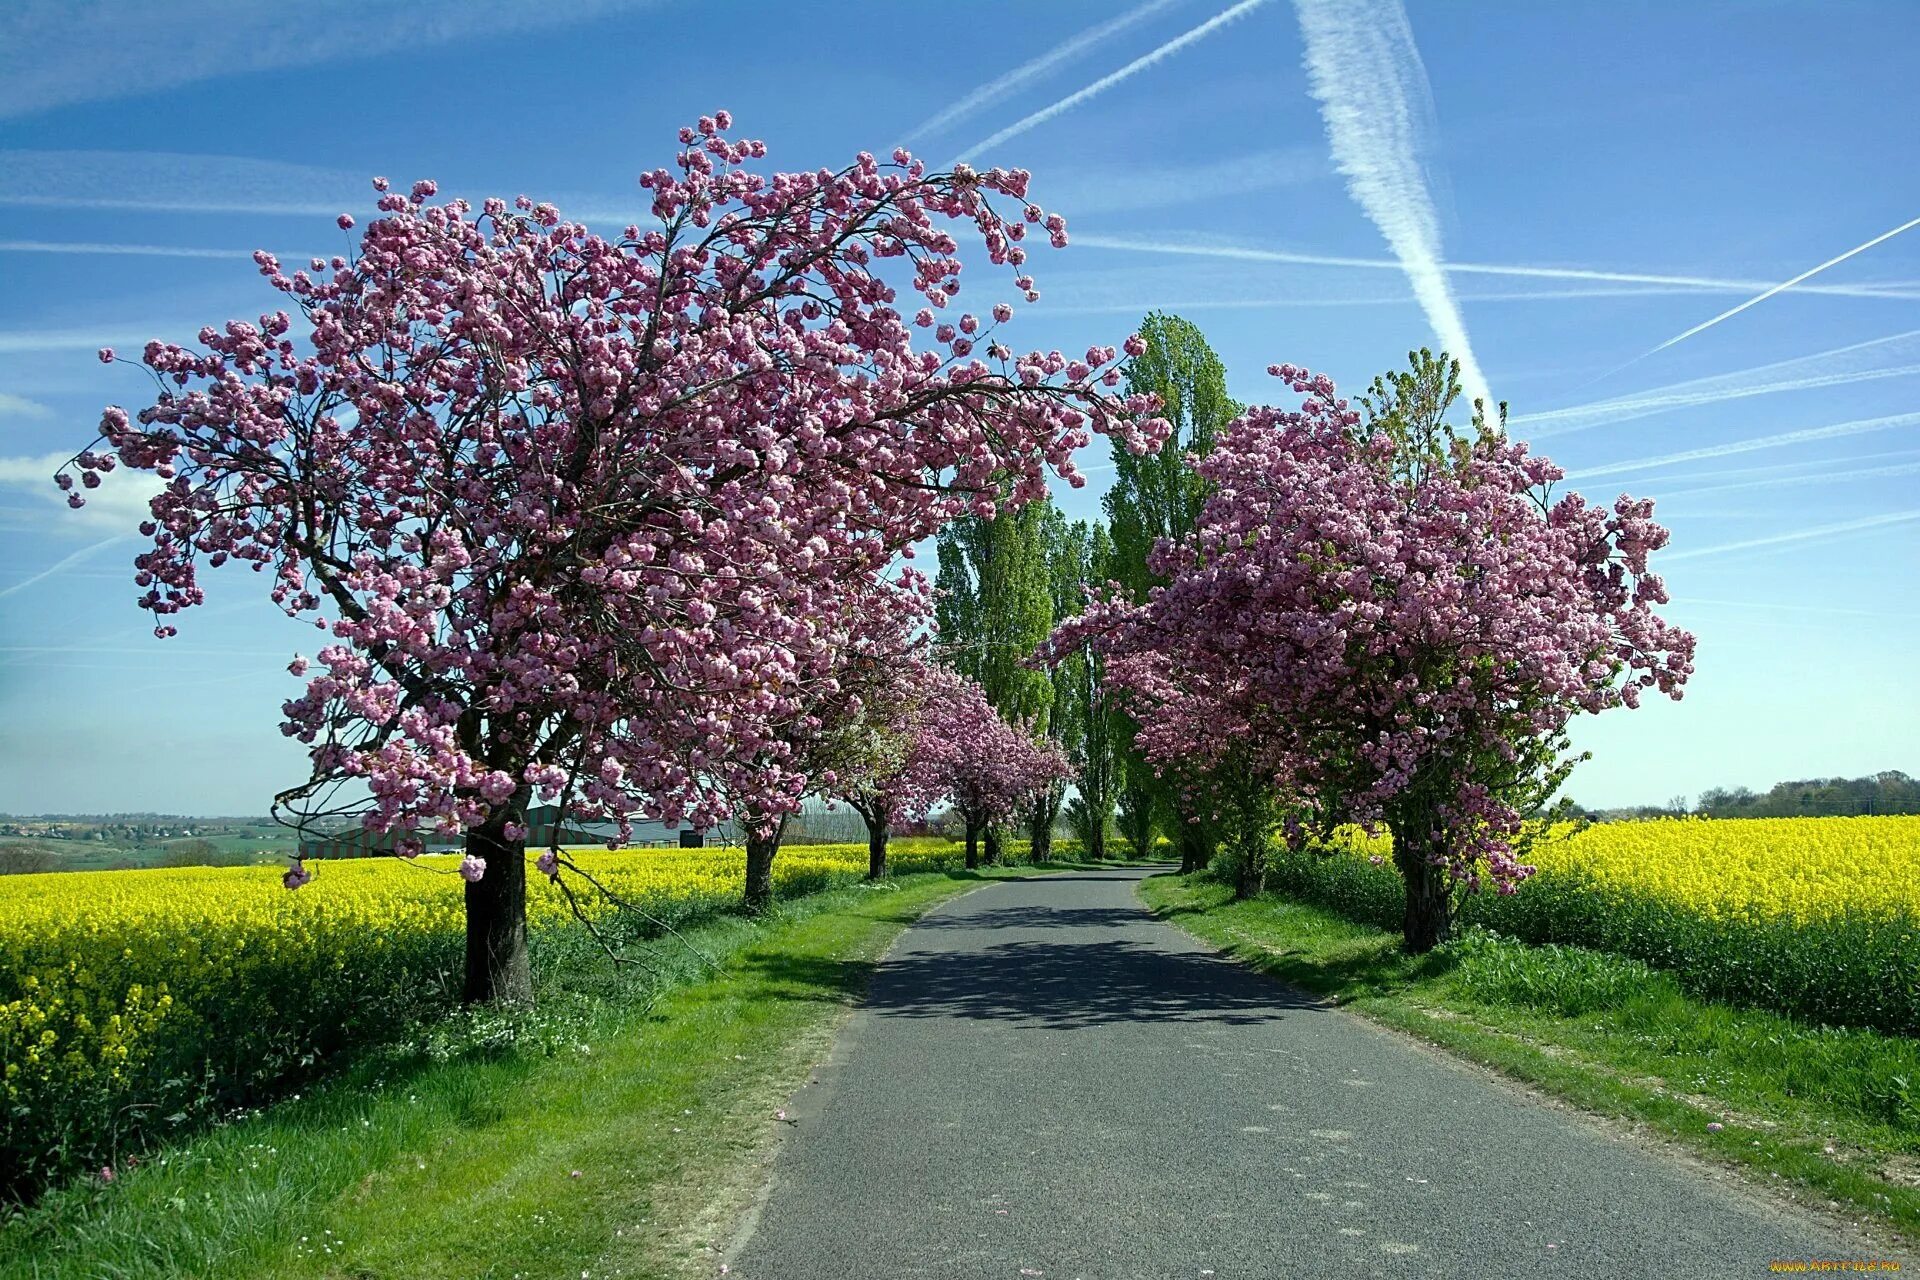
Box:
1512;329;1920;437
1657;458;1920;500
1293;0;1490;412
1567;411;1920;480
0;536;127;601
1070;234;1920;299
0;238;252;259
1659;510;1920;563
903;0;1188;145
1037;285;1735;316
956;0;1274;161
1645;214;1920;356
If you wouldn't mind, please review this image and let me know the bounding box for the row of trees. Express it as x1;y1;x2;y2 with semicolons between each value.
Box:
1040;342;1698;951
66;110;1699;996
65;115;1164;1005
1694;771;1920;818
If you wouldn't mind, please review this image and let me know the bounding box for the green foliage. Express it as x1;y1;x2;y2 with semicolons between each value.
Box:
1697;770;1920;818
1105;311;1238;602
935;497;1055;730
1116;774;1158;858
1105;312;1238;853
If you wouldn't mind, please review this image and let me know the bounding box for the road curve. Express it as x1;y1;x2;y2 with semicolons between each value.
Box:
728;866;1881;1279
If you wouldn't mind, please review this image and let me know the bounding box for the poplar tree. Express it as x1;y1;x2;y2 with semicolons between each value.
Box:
934;497;1056;862
1104;312;1240;871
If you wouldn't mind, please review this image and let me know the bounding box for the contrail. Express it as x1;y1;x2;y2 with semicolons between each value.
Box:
904;0;1188;145
1567;411;1920;480
1512;329;1920;437
1070;234;1920;299
1293;0;1489;411
0;536;126;600
1659;510;1920;563
0;239;252;259
1658;458;1920;500
1038;285;1727;316
1645;214;1920;355
1668;596;1920;621
957;0;1275;161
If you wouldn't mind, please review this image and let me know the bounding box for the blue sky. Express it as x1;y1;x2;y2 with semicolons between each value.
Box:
1;0;1915;814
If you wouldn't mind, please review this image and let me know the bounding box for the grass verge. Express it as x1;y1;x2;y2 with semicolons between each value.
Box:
1139;872;1920;1249
0;865;1069;1279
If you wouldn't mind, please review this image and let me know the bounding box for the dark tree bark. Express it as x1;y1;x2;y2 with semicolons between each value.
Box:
744;815;788;914
1028;794;1055;863
463;790;533;1005
983;823;1004;866
1394;830;1452;953
1177;806;1214;873
1232;833;1264;901
860;805;889;880
964;817;982;869
1088;820;1107;862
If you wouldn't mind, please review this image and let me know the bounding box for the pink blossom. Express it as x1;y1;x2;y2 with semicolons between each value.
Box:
59;112;1167;931
458;855;487;883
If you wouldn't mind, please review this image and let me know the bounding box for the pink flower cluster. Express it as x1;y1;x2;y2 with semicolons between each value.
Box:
911;667;1072;834
1048;364;1695;890
63;115;1168;874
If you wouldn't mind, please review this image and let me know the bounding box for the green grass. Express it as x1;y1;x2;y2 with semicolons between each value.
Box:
1140;871;1920;1247
0;865;1070;1279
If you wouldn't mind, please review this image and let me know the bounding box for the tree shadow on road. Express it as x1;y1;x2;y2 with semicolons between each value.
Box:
857;937;1321;1029
910;904;1145;931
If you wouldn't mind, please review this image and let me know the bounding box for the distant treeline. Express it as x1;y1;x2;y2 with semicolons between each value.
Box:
1695;771;1920;818
1570;771;1920;821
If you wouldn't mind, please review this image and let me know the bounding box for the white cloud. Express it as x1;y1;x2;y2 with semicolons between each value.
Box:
0;449;164;534
0;392;53;420
1293;0;1491;412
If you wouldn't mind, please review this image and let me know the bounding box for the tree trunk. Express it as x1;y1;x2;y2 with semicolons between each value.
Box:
964;818;981;870
1029;796;1054;864
1395;833;1452;953
1089;818;1107;862
463;796;533;1006
1178;815;1208;874
983;823;1003;866
864;811;889;880
745;816;786;914
1232;833;1264;900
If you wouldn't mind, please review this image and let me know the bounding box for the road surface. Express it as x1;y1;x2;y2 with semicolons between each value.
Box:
729;866;1883;1278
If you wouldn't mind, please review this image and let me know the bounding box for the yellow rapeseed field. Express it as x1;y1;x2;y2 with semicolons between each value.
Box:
1321;815;1920;922
0;837;982;1191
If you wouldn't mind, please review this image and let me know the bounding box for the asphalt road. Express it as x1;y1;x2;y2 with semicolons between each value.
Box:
728;866;1885;1279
